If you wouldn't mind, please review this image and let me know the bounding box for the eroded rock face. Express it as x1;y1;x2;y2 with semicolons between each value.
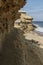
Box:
0;0;26;56
0;0;26;41
14;12;36;32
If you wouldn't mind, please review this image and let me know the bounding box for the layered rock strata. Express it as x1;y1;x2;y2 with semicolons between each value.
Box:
14;12;36;32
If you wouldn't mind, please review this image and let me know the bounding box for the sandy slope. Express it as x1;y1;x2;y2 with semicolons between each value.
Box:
0;29;43;65
24;31;43;63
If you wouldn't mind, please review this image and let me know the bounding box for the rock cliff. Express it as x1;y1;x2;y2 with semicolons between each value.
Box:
0;0;26;41
14;12;36;32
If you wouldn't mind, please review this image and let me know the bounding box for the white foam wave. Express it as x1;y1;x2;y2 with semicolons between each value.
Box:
35;25;43;33
35;27;43;32
33;23;39;27
33;23;43;33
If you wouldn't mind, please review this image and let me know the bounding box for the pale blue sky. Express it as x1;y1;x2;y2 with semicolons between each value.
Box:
21;0;43;21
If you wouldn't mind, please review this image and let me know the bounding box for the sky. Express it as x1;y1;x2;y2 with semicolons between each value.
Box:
21;0;43;21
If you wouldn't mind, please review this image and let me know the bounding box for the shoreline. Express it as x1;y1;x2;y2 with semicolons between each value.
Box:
33;30;43;36
32;22;43;36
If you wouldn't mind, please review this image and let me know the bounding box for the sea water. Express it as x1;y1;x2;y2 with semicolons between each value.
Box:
32;21;43;35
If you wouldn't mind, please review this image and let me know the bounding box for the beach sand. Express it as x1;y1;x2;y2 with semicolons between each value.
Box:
23;31;43;63
24;31;43;47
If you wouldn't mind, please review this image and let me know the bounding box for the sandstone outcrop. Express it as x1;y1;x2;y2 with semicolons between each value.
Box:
14;11;36;32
